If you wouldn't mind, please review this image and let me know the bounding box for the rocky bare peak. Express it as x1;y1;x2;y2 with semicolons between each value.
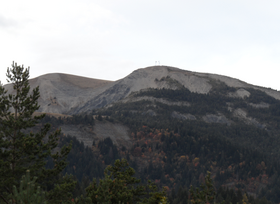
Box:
4;66;280;115
4;73;114;115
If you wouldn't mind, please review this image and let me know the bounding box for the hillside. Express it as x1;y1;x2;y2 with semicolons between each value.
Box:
5;66;280;115
4;73;113;114
6;65;280;203
92;84;280;202
74;66;280;114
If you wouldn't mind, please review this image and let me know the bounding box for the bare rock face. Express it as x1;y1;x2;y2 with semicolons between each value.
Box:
59;121;132;148
229;88;251;98
249;102;269;108
233;108;266;128
74;66;213;113
76;66;280;114
4;73;113;114
4;66;280;115
171;111;196;120
203;114;231;125
93;121;132;148
196;72;248;88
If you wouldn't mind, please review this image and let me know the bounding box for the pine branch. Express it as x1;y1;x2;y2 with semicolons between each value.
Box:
0;194;9;204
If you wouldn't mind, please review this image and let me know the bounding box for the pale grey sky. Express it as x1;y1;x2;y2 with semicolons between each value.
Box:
1;0;280;90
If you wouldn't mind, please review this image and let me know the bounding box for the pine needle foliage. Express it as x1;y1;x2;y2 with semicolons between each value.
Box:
86;158;168;204
0;62;72;203
10;170;47;204
189;171;218;204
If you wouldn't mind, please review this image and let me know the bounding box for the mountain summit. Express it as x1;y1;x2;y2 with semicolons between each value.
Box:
4;66;280;115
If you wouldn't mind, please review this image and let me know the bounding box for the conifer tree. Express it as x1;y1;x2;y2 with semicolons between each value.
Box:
10;170;47;204
189;171;217;204
86;158;168;204
0;62;72;203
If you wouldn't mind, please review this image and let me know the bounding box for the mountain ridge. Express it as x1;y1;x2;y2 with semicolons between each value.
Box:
6;66;280;202
4;66;280;115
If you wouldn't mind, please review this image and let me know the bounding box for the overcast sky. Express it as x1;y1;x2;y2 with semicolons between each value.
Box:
1;0;280;90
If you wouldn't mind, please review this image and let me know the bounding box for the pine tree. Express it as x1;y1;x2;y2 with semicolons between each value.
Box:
86;158;146;203
86;158;168;204
10;170;47;204
189;171;218;204
0;62;72;203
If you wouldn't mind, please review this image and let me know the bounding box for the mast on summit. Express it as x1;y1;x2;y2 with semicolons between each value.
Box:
155;61;160;66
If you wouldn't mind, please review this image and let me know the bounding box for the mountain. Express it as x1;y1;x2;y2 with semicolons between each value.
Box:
5;66;280;115
70;65;280;114
4;73;113;114
91;68;280;202
5;65;280;202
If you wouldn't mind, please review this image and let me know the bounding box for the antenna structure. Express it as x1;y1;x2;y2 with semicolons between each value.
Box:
155;61;160;66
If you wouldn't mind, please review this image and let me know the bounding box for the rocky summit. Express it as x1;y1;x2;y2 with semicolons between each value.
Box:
5;66;280;115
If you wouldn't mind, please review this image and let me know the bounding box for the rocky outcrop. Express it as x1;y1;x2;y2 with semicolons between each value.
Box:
171;111;196;120
4;73;113;114
233;108;266;128
60;121;132;148
249;102;270;108
202;114;231;125
228;88;251;98
67;66;280;114
93;121;132;148
74;66;212;113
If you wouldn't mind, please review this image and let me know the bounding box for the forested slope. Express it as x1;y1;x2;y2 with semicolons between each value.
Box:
93;84;280;203
42;80;280;203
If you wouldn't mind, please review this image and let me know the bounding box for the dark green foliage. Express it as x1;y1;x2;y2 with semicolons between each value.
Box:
59;135;104;182
0;62;72;203
168;187;189;204
168;175;272;204
215;187;272;204
141;181;169;204
41;114;95;126
86;158;146;203
94;86;280;203
98;137;119;165
46;174;76;204
189;172;216;204
86;158;168;204
10;170;46;204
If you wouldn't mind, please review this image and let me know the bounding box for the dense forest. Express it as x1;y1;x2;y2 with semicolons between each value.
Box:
39;82;280;203
92;85;280;203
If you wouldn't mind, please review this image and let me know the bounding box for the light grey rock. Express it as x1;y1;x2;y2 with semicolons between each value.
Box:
249;102;269;108
60;121;132;148
233;108;266;128
171;111;196;120
4;73;113;115
228;88;251;98
202;114;231;125
4;65;280;115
